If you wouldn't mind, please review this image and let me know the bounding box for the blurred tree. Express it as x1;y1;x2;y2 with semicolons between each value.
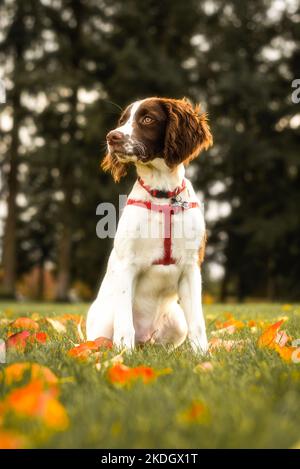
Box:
23;0;207;298
19;0;109;300
194;0;300;300
0;0;45;298
79;0;209;290
1;0;299;301
95;0;204;103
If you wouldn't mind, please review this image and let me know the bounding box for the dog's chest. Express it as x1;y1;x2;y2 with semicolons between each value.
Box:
114;203;205;266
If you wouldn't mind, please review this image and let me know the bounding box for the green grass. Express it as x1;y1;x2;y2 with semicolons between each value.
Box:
1;302;300;449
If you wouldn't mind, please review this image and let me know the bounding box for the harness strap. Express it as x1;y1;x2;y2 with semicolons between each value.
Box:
126;199;199;265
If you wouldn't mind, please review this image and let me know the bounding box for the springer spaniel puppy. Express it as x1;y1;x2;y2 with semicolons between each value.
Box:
86;97;212;353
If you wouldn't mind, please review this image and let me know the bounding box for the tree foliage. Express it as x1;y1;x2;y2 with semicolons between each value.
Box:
0;0;299;300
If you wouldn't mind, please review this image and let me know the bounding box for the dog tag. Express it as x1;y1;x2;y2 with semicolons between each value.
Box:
171;196;189;209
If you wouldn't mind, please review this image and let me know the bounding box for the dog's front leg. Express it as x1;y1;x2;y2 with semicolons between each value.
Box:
178;264;208;354
112;262;136;350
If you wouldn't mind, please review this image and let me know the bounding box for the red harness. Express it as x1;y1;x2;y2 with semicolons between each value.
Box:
126;178;200;266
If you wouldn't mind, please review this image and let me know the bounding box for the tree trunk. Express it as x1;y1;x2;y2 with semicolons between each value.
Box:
56;224;72;301
55;0;82;302
1;2;25;299
237;274;246;303
266;256;275;301
2;89;21;298
220;270;229;303
36;260;44;301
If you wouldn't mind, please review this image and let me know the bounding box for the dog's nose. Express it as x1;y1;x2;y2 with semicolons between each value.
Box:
106;130;125;145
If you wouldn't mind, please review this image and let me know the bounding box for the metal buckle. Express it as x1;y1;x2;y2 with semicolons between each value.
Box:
171;196;189;209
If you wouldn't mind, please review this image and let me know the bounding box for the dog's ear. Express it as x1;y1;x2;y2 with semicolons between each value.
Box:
101;153;127;182
162;98;212;168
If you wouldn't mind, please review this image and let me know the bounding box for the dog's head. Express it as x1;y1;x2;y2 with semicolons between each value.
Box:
102;97;213;181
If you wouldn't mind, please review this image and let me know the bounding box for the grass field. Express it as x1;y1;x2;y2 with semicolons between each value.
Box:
1;301;300;449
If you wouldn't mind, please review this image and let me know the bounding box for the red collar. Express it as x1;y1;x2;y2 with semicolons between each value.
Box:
137;176;186;199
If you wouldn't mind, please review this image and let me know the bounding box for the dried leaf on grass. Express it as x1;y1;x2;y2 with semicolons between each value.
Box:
107;363;172;386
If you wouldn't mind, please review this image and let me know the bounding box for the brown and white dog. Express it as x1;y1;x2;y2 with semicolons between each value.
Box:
86;97;212;353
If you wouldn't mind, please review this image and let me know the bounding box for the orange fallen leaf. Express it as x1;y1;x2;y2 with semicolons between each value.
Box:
42;395;69;431
178;400;210;424
0;363;28;385
273;344;297;362
10;317;40;331
0;430;29;449
3;380;68;431
31;332;48;344
257;319;299;362
68;341;100;361
224;312;233;319
1;363;58;390
132;365;157;383
5;380;54;411
107;363;170;386
215;314;244;331
94;337;113;349
6;331;31;350
6;330;48;351
107;363;149;385
59;314;82;325
248;320;257;327
68;337;112;361
257;320;285;348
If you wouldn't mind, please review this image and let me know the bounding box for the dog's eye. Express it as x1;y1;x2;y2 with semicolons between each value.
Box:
142;116;154;125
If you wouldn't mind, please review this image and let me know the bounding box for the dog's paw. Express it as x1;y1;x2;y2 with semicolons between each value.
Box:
188;334;209;355
113;328;135;350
